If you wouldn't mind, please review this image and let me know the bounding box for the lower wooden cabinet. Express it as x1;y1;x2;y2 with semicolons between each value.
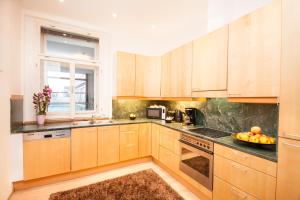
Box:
138;123;152;157
71;127;98;171
23;137;70;180
119;124;139;161
98;126;120;166
151;123;160;159
159;127;181;155
214;155;276;200
159;146;180;172
214;176;257;200
276;138;300;200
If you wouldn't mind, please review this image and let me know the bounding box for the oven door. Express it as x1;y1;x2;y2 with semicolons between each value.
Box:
179;142;213;190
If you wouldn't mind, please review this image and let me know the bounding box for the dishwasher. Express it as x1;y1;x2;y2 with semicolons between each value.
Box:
23;129;71;180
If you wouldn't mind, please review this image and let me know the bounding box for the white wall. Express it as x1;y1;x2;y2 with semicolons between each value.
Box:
0;0;21;199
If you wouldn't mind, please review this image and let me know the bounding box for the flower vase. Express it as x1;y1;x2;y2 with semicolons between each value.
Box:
36;115;46;125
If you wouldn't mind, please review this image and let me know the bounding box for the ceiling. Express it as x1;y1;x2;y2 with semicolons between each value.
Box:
21;0;272;55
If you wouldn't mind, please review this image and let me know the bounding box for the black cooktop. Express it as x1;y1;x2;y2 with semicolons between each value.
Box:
188;127;231;138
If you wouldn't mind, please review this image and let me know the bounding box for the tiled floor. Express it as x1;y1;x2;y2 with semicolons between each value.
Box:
10;162;200;200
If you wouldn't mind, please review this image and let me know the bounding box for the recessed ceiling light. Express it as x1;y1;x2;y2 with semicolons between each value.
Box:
59;0;64;3
151;25;157;29
62;33;67;36
112;13;118;19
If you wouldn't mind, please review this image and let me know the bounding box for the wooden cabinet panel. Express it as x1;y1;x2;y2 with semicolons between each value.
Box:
159;127;181;155
138;123;151;157
120;125;139;161
192;26;228;93
98;126;120;166
151;123;160;159
116;51;136;96
228;0;281;97
159;146;180;173
23;137;70;180
279;0;300;140
214;176;257;200
214;144;277;177
135;55;161;97
161;43;193;97
276;138;300;200
214;155;276;200
71;127;98;171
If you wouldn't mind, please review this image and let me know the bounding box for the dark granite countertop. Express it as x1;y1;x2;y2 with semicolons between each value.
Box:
12;118;277;162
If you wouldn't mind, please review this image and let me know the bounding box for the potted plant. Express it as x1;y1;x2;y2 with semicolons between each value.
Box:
33;86;52;125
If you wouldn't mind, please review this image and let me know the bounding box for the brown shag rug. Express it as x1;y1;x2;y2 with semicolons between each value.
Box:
49;169;184;200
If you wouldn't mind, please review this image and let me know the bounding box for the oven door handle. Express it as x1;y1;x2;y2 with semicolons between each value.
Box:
180;141;213;158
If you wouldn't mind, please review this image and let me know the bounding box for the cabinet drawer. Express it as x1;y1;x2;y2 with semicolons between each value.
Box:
214;144;277;177
120;124;139;132
214;155;276;200
214;176;257;200
159;146;180;172
159;127;181;155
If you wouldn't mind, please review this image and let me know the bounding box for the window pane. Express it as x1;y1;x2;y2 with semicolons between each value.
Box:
75;65;95;112
41;28;99;60
42;60;71;113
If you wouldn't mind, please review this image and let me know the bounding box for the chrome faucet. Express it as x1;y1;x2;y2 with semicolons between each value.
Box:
90;115;96;124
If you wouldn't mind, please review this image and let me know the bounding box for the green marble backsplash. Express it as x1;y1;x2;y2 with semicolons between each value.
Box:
112;98;279;136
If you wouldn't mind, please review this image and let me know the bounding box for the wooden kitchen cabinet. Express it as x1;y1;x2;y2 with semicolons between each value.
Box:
159;126;181;155
135;55;161;97
116;51;136;96
279;0;300;140
98;126;120;166
138;123;152;157
71;127;98;171
276;138;300;200
159;146;180;173
119;124;139;161
227;0;281;97
214;176;257;200
161;43;193;97
192;26;228;97
214;155;276;200
23;137;70;180
151;123;160;159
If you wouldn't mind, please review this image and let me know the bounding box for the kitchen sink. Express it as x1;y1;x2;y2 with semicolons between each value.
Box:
72;120;114;126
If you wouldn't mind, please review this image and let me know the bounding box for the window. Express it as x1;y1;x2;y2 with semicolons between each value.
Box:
40;27;99;116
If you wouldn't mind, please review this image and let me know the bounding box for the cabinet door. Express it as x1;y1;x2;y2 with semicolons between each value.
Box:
228;0;281;97
135;55;161;97
116;51;136;96
161;43;193;97
279;0;300;140
192;26;228;93
98;126;120;166
159;146;180;173
276;138;300;200
23;137;70;180
120;125;139;161
214;176;257;200
138;123;151;157
151;123;160;159
71;127;98;171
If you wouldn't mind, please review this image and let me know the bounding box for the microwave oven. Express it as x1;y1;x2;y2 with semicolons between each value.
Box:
146;106;166;119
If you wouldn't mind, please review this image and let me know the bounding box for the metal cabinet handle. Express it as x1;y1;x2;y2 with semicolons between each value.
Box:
230;188;248;199
231;163;248;174
282;132;300;139
282;142;300;148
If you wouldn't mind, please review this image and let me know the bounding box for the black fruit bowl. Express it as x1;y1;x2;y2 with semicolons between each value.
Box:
129;116;136;120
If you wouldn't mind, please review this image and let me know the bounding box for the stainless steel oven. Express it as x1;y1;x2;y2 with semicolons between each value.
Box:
179;133;214;190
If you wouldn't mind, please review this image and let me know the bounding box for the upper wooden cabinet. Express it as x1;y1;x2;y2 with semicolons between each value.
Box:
116;52;136;96
71;127;98;171
192;26;228;97
161;43;193;97
98;126;120;166
227;0;281;97
276;138;300;200
279;0;300;140
119;124;139;161
135;55;161;97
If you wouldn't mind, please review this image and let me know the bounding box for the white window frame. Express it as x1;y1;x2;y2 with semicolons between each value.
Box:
39;26;101;118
